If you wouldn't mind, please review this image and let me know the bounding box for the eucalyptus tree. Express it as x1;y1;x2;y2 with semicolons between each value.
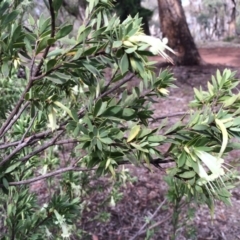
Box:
188;0;239;40
157;0;202;65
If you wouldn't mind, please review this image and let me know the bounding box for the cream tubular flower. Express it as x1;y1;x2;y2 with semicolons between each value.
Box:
128;34;176;64
195;150;225;184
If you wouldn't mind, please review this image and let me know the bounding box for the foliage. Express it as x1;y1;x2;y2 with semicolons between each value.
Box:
114;0;152;35
0;0;240;239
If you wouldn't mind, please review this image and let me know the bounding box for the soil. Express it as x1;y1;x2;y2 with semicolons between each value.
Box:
83;45;240;240
31;44;240;240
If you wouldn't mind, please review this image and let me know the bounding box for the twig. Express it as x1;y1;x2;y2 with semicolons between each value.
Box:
100;74;135;98
32;49;107;81
150;112;188;123
18;130;64;163
0;89;31;137
0;138;78;150
0;141;29;167
3;166;94;186
129;198;167;240
20;111;38;143
32;63;63;81
102;67;119;94
148;214;172;230
30;41;39;78
0;130;63;167
0;102;30;138
33;0;55;77
130;214;172;239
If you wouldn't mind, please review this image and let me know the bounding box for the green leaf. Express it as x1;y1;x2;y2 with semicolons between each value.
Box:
119;53;129;75
97;139;102;151
223;95;238;108
137;129;152;139
36;37;56;54
0;2;9;16
125;47;137;54
39;17;51;35
46;59;57;72
93;99;102;117
54;101;78;121
165;121;181;135
147;135;165;142
194;88;203;102
48;107;58;131
2;10;18;27
230;127;240;132
77;26;91;43
47;75;66;84
101;106;136;120
5;162;21;174
96;101;107;117
178;152;186;168
1;61;9;78
130;143;149;153
47;48;63;58
192;124;209;131
82;62;99;75
53;0;63;12
232;117;240;126
178;171;196;179
56;25;73;39
127;125;140;143
216;69;222;85
100;137;113;144
215;119;228;158
2;178;9;189
112;41;122;48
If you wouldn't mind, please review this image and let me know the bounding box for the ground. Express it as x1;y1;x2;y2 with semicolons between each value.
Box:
32;43;240;240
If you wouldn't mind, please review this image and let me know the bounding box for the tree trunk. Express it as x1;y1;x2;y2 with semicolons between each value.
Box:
157;0;202;66
228;0;236;37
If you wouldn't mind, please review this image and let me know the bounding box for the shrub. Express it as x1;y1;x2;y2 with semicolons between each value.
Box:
0;0;239;239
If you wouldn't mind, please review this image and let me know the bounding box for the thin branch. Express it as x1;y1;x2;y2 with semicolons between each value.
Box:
147;214;172;230
32;63;63;81
0;137;78;150
150;112;188;123
20;111;38;143
33;0;55;77
102;67;119;94
4;158;171;187
0;129;54;149
100;74;135;99
119;158;174;166
32;49;107;81
129;198;167;240
5;166;93;186
30;41;39;78
0;130;63;167
18;130;64;163
0;102;30;138
0;142;29;167
1;156;174;187
0;95;31;137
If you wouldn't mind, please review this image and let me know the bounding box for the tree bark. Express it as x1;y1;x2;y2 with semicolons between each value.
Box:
228;0;236;37
157;0;202;66
62;0;86;21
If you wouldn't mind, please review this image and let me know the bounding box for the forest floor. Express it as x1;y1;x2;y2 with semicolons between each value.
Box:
80;43;240;240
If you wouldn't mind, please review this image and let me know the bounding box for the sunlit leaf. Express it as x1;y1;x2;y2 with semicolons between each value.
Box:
127;125;140;143
215;118;228;158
